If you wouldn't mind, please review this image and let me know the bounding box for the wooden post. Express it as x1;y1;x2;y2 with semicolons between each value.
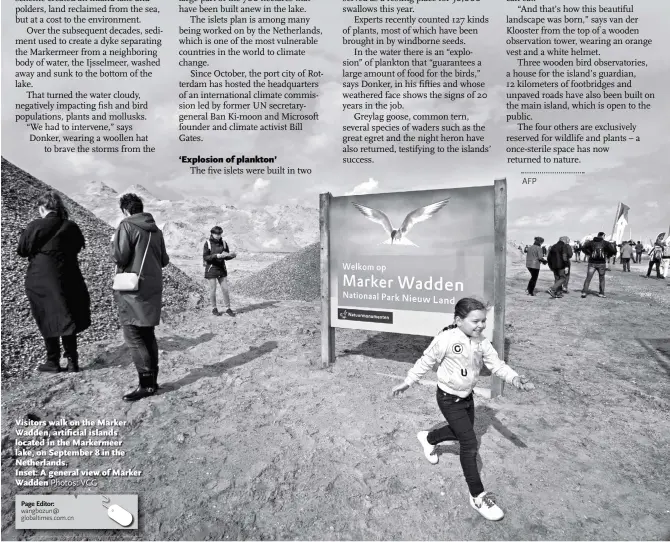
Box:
320;193;335;367
491;178;507;398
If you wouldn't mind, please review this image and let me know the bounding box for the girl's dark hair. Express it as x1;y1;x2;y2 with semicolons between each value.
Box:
211;226;223;234
37;191;69;220
442;297;488;331
119;193;143;215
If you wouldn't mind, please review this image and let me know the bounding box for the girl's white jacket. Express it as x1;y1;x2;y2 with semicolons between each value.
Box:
403;327;519;398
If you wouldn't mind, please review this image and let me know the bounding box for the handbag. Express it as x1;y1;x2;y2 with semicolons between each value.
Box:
112;232;151;292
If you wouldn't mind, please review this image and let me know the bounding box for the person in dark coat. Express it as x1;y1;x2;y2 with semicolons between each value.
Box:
634;241;645;264
546;237;572;298
203;225;237;316
17;191;91;373
111;193;169;401
560;237;573;292
581;232;616;298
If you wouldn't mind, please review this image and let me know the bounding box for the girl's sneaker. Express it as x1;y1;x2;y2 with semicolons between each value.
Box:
416;431;438;464
469;492;504;521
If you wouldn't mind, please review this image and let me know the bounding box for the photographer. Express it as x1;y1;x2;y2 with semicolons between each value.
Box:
203;226;236;317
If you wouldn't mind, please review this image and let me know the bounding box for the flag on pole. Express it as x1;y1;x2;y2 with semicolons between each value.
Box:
611;202;630;245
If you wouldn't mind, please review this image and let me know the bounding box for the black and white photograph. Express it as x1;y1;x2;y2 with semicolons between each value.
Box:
1;0;669;540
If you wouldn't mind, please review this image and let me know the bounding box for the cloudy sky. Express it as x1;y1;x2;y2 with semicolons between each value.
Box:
2;0;668;245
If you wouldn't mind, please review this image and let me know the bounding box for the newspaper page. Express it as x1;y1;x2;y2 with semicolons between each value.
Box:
1;0;669;539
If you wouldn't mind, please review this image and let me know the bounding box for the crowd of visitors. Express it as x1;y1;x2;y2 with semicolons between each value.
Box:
17;191;236;402
523;231;668;299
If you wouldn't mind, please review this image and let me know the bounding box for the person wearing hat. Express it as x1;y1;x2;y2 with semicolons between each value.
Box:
525;236;547;296
203;226;236;316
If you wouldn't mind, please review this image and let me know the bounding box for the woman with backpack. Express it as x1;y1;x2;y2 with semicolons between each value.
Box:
204;226;237;316
17;191;91;373
646;242;664;279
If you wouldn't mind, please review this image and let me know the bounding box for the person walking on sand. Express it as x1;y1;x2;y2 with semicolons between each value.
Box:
546;236;573;297
645;242;664;279
573;241;582;262
392;297;534;521
560;236;573;292
203;225;237;316
581;232;616;298
634;241;645;264
620;241;634;272
525;236;547;296
111;193;170;401
17;191;91;373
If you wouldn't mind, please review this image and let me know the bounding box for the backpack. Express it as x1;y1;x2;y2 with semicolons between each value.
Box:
547;244;564;270
591;241;606;261
652;245;663;261
203;239;228;267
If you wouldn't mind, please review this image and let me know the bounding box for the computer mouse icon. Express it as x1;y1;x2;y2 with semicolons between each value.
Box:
107;504;134;527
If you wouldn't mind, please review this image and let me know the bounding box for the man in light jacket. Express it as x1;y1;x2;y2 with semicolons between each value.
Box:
111;193;170;401
620;241;634;272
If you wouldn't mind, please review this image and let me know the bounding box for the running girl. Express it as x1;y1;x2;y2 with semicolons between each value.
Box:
392;297;534;521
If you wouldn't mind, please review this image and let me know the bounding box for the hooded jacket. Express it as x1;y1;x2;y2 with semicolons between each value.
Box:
111;212;169;327
17;214;91;338
548;240;572;271
403;327;519;398
582;236;615;264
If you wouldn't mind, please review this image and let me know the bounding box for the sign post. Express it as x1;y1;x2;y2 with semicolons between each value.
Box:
320;192;335;367
491;178;507;398
321;182;508;397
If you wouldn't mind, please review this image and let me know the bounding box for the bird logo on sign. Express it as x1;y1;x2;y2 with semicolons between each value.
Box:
351;198;450;247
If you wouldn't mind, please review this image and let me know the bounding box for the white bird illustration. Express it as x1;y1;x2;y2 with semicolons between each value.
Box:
351;198;450;246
